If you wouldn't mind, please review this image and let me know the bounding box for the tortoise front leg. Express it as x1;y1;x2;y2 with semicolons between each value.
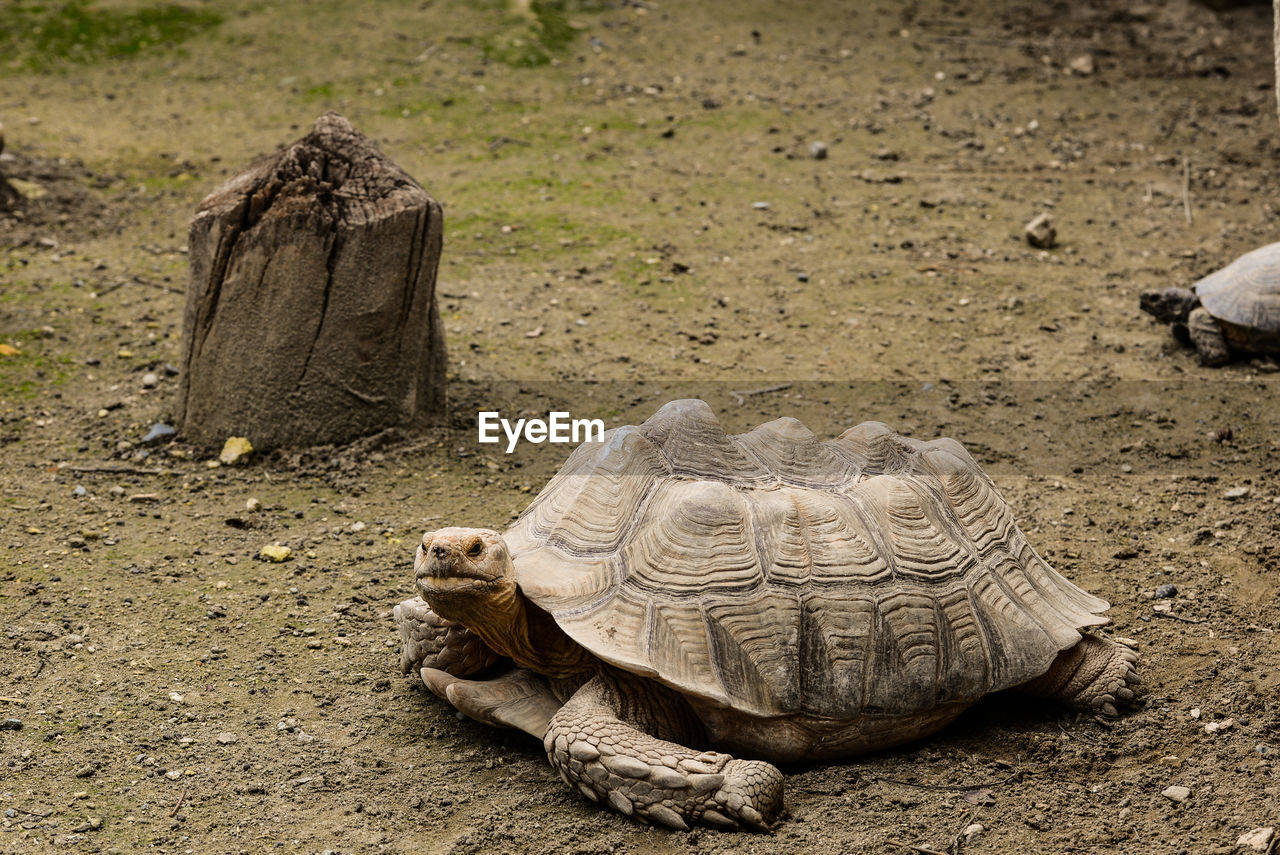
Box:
394;595;501;677
1187;306;1230;366
420;666;564;738
544;672;784;831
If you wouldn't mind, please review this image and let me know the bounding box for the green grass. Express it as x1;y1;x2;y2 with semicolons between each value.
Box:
0;0;222;73
472;0;601;68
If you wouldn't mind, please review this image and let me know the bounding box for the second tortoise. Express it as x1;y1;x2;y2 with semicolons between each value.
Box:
1140;241;1280;365
396;399;1139;830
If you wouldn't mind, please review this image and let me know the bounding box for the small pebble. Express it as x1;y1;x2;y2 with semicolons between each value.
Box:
1161;785;1191;803
0;718;22;730
246;497;262;512
1024;212;1056;249
74;764;96;778
73;485;87;497
260;544;293;563
141;372;159;388
168;692;184;704
141;423;176;444
1204;718;1234;734
1154;583;1178;599
1224;486;1251;500
1067;54;1095;75
809;140;828;159
1237;828;1275;852
752;201;770;210
963;823;985;839
219;436;254;465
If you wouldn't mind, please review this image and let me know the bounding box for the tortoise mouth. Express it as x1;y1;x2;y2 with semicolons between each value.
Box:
414;543;503;589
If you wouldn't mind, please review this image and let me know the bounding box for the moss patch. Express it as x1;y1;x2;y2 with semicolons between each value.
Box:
0;0;222;73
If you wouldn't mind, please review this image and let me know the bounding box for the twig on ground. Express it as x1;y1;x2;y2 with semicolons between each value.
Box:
1182;156;1193;225
730;382;793;405
488;136;531;151
11;806;52;818
886;838;949;855
0;696;27;704
875;769;1018;791
170;784;189;817
1154;610;1204;624
61;465;165;476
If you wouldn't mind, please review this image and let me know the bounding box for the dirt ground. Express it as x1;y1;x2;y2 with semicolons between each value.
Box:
1;0;1278;852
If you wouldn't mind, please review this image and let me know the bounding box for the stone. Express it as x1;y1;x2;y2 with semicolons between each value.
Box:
260;544;293;563
1237;828;1274;852
1068;54;1095;75
219;436;253;465
1161;785;1191;802
142;423;176;444
1154;583;1178;599
1024;213;1056;249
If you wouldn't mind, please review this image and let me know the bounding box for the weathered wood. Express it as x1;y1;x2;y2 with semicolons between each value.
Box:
177;113;446;449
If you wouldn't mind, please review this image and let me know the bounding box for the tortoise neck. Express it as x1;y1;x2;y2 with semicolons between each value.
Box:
454;583;593;678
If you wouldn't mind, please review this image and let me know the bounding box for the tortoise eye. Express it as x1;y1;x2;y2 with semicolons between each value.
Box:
466;541;483;558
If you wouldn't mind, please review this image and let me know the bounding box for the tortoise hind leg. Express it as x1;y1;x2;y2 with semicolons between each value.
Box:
1018;634;1140;717
1187;306;1231;366
545;672;783;831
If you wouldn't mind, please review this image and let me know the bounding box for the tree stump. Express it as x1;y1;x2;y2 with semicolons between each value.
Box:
177;113;446;449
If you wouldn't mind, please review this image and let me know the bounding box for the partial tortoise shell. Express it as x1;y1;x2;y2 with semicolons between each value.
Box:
503;399;1108;720
1195;242;1280;351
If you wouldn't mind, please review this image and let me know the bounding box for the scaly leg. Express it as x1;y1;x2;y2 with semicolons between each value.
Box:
394;595;501;677
543;672;784;831
1019;634;1140;717
1187;306;1230;366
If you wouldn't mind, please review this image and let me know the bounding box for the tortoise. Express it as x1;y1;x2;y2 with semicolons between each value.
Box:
1140;241;1280;365
395;399;1139;830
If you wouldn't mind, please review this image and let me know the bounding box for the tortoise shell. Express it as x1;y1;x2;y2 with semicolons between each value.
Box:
1195;242;1280;352
503;400;1108;720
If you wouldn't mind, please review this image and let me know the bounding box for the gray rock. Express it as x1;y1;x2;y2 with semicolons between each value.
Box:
1237;827;1274;852
1024;213;1057;249
141;423;176;444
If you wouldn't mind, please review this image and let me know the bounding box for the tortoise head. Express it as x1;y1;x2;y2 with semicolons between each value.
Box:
1139;287;1198;324
415;528;518;625
413;527;592;677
